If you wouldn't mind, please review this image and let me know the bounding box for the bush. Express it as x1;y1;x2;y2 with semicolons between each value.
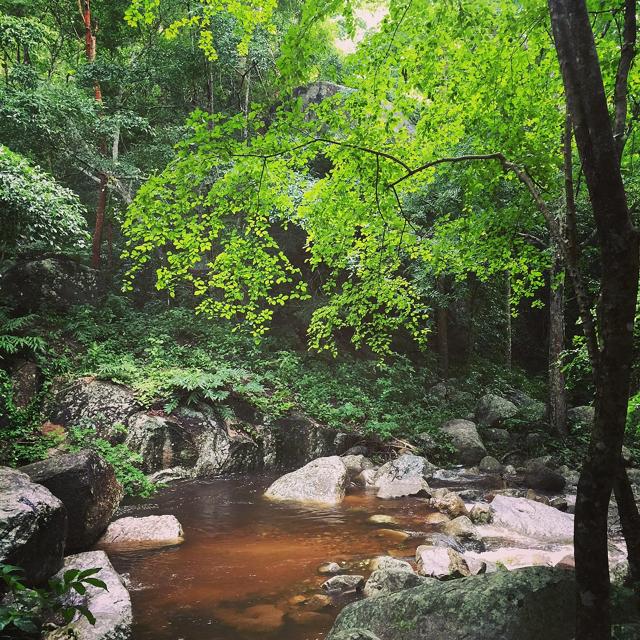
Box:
67;422;157;497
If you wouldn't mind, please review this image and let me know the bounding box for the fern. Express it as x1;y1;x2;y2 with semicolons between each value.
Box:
0;309;45;358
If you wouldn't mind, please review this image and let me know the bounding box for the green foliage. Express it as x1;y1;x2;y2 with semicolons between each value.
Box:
126;0;278;61
0;309;53;466
0;146;89;257
0;563;106;638
49;298;469;460
0;370;54;467
0;309;46;360
67;422;156;497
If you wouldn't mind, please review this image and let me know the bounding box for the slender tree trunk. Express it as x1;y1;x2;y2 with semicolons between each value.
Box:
91;173;108;269
504;273;512;370
562;49;640;597
549;2;640;638
613;467;640;586
548;245;568;436
436;275;449;379
466;274;479;366
80;0;106;269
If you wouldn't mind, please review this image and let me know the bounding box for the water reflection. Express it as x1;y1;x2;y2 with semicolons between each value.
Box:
109;475;440;640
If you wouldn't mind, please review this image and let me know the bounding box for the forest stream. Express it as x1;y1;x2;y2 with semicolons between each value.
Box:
108;472;530;640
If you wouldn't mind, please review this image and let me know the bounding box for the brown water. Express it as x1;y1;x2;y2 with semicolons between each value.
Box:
108;475;455;640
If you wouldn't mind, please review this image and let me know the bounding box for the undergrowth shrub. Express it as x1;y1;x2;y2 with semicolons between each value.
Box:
67;422;156;497
0;564;106;638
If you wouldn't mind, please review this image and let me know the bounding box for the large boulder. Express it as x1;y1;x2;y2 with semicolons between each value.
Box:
568;405;594;428
47;378;140;440
363;568;426;597
46;550;131;640
475;394;518;427
416;546;470;579
524;461;566;493
98;515;184;550
440;420;487;465
341;454;374;478
463;546;574;571
327;566;576;640
20;450;122;552
0;256;98;313
373;454;433;498
0;467;67;584
124;413;198;473
264;456;348;505
262;413;342;470
489;495;574;542
173;405;262;476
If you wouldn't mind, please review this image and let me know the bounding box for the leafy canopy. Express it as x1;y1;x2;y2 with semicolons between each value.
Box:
0;145;89;257
122;0;638;355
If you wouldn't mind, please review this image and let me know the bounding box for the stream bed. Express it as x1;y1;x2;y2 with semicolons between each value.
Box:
108;474;477;640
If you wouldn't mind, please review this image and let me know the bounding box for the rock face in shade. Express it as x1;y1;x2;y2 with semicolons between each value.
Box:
0;467;67;584
475;394;518;427
47;378;140;441
489;495;574;542
264;456;349;505
523;462;566;493
20;450;123;552
440;420;487;465
46;550;132;640
46;378;348;479
124;412;198;473
0;256;98;313
98;515;184;549
327;566;577;640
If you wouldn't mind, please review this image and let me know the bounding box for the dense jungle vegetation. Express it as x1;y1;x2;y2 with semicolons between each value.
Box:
1;1;640;638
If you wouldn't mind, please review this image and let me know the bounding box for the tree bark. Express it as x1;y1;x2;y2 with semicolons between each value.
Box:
548;244;568;436
613;467;640;586
80;0;106;269
436;275;449;379
91;173;108;269
504;273;512;371
548;2;640;639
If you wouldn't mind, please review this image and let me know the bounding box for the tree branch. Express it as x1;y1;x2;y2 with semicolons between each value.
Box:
563;112;600;369
613;0;637;159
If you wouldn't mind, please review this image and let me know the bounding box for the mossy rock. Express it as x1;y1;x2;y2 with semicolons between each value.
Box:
328;566;576;640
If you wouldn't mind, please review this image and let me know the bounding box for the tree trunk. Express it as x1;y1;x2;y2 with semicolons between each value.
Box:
548;246;568;436
436;275;449;379
504;273;512;370
548;2;640;638
81;0;106;269
613;468;640;586
91;173;108;269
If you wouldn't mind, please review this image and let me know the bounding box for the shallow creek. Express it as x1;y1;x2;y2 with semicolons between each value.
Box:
109;473;503;640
